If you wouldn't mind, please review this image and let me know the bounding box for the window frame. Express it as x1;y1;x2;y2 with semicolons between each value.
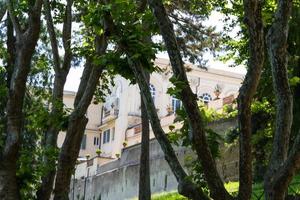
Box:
149;84;156;101
171;96;182;113
199;93;212;104
103;129;111;144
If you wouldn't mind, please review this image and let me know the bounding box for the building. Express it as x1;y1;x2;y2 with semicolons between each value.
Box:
57;90;103;158
57;58;243;160
97;58;243;159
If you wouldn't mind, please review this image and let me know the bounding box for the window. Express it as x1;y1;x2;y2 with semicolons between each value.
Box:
81;135;86;150
199;93;212;104
94;137;99;146
149;84;156;101
103;129;110;144
171;96;182;113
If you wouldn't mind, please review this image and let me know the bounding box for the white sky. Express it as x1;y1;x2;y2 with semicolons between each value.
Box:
64;11;246;92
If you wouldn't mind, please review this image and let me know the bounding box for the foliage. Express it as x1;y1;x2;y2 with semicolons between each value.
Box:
167;101;237;190
165;0;226;67
17;89;51;199
219;1;300;182
224;98;275;181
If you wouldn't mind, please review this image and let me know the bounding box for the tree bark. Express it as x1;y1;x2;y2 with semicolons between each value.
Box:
147;0;231;199
264;0;294;199
36;0;73;198
53;115;89;200
0;1;43;199
237;1;264;200
139;72;151;200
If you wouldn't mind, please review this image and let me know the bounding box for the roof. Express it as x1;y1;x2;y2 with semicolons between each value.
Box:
154;57;244;80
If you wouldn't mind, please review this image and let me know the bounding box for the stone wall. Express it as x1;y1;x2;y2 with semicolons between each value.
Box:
70;118;238;200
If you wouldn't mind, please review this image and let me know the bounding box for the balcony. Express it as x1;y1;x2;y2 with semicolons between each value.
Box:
101;108;119;124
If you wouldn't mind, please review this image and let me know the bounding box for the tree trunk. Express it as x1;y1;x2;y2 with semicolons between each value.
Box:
0;158;20;200
139;73;151;200
237;1;264;199
0;1;43;199
264;0;294;199
147;0;231;199
53;115;88;200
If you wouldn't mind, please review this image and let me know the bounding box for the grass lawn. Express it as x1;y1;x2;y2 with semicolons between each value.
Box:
151;191;187;200
148;175;300;200
225;175;300;199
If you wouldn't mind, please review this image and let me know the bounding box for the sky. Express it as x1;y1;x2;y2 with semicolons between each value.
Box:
64;11;246;92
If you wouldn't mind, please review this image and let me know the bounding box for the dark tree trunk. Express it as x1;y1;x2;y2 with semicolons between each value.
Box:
139;73;151;200
147;0;231;199
264;0;294;199
237;1;264;200
0;158;20;200
53;116;89;200
0;1;43;199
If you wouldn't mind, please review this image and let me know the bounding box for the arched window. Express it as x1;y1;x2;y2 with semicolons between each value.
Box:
199;93;212;104
171;96;182;113
149;84;156;101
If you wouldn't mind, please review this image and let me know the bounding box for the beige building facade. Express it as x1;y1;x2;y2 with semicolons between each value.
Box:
58;58;243;161
57;91;102;158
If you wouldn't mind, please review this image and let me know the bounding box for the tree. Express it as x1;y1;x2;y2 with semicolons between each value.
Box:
0;0;298;199
0;1;43;199
36;0;74;198
147;0;232;199
264;0;295;199
53;30;109;200
237;0;264;199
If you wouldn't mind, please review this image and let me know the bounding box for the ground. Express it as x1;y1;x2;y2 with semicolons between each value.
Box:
145;175;300;200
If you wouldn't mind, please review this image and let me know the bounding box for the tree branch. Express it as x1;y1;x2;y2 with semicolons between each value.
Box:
44;0;61;72
6;0;22;36
62;0;73;71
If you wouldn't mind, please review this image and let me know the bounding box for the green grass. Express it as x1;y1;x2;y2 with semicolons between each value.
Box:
151;191;187;200
146;175;300;200
225;175;300;199
130;191;187;200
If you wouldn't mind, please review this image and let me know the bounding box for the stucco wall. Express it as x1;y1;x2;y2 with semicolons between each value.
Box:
70;118;238;200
